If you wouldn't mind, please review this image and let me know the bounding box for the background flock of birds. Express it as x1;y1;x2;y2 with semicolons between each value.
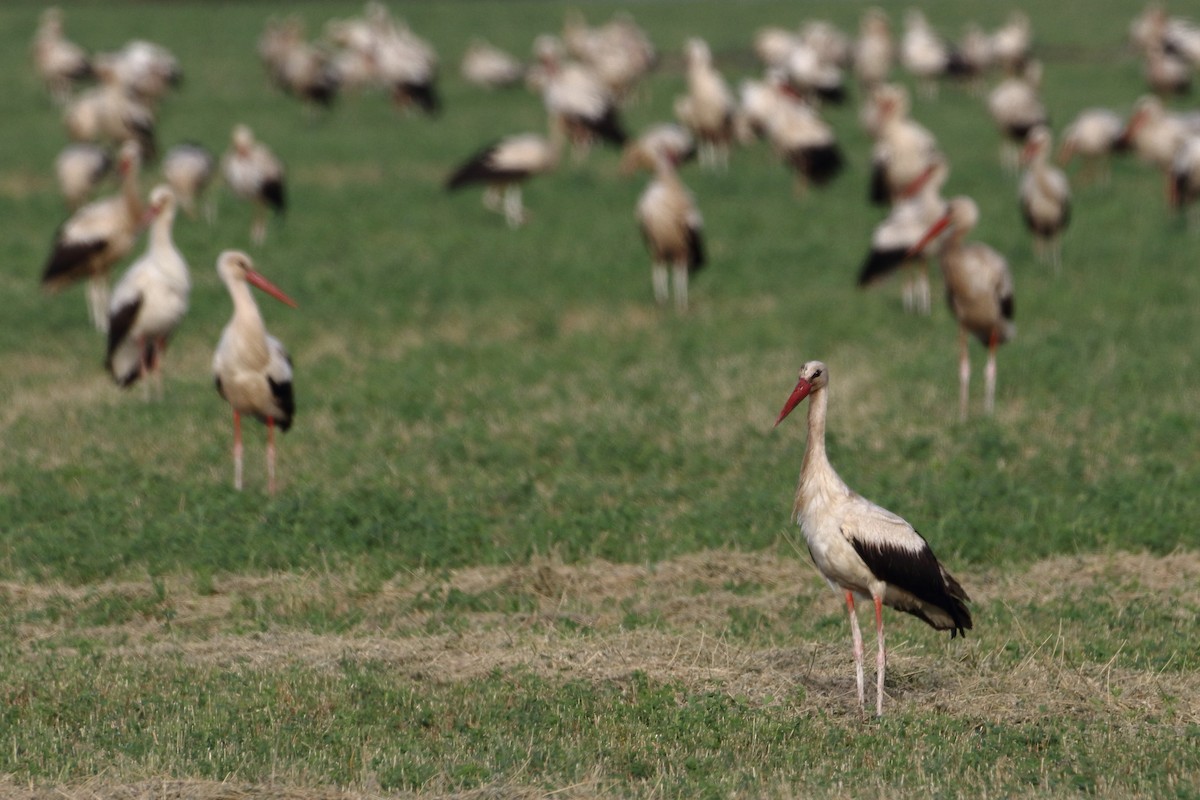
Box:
26;2;1200;716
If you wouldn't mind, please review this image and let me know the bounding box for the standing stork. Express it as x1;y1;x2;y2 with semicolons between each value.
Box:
212;251;297;495
31;6;93;105
626;143;705;312
675;38;735;170
1058;108;1126;187
535;35;627;162
774;360;972;717
854;7;894;90
42;139;144;332
866;83;940;206
221;124;286;245
987;60;1047;173
1019;126;1071;271
909;197;1016;420
445;132;560;228
105;185;189;395
162;142;216;221
857;156;948;314
55;142;112;211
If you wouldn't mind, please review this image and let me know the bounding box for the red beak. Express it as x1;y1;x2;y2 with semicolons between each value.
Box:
774;378;813;427
900;162;938;198
907;210;952;259
246;268;298;308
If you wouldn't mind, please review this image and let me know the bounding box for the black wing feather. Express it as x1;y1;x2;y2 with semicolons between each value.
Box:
850;535;973;637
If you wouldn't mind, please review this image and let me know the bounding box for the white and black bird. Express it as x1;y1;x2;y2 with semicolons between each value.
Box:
221;124;285;245
445;133;560;228
105;185;189;394
212;251;297;495
774;360;973;717
162;142;216;221
1019;126;1071;270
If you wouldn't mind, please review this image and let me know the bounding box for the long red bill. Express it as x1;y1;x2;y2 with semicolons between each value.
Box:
774;378;813;427
245;268;298;308
907;212;952;259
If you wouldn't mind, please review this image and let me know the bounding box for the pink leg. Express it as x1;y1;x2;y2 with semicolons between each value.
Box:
232;410;244;491
984;330;999;415
845;591;866;711
266;417;277;496
874;594;886;717
958;327;971;422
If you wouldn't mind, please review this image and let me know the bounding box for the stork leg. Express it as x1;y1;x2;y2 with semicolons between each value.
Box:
845;591;866;712
672;261;689;313
503;186;525;228
151;337;166;401
266;416;277;496
958;327;971;422
252;207;267;246
232;410;244;491
917;260;931;316
901;269;914;313
652;262;669;306
87;277;111;333
482;185;502;212
873;594;886;717
984;329;999;416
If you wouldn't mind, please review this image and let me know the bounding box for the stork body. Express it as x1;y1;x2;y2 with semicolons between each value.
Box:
460;38;524;89
32;7;92;105
763;82;844;196
105;185;189;394
854;8;893;90
775;361;972;717
901;10;949;100
536;36;627;162
221;125;285;245
42;140;144;332
1019;126;1071;270
212;251;297;495
867;84;939;206
910;197;1015;420
445;133;559;228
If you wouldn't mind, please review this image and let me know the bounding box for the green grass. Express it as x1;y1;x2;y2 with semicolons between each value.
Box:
1;0;1199;797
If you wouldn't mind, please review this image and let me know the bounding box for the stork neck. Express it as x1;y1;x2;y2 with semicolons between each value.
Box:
150;208;175;251
801;385;831;479
121;163;143;220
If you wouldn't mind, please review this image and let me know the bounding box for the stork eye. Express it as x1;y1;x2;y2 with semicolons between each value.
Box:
811;369;823;379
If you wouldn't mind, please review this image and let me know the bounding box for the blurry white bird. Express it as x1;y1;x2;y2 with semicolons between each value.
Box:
55;142;112;211
1019;126;1071;271
445;133;560;228
105;185;189;395
162;142;216;221
42;140;144;332
221;125;286;245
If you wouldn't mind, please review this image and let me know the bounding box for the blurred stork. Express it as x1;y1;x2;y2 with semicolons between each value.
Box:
162;142;217;221
212;251;297;495
221;124;286;245
987;59;1047;173
460;38;524;89
901;10;950;100
867;83;940;205
42;140;144;332
853;8;894;90
445;133;559;228
535;35;627;162
1059;108;1126;186
909;197;1015;420
1019;126;1071;271
626;141;705;312
105;185;189;395
55;142;112;211
31;6;92;105
675;38;735;170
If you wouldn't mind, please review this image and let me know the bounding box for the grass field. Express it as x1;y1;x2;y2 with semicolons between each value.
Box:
1;0;1199;797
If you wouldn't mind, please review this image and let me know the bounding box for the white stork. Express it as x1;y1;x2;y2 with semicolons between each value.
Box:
445;133;560;228
1058;108;1126;186
1019;126;1071;271
857;156;948;314
162;142;216;221
774;360;973;717
626;143;705;312
31;6;93;105
221;124;286;245
676;38;735;170
212;251;297;495
55;142;112;211
105;185;189;395
854;7;894;90
909;197;1016;420
986;60;1047;173
42;140;144;332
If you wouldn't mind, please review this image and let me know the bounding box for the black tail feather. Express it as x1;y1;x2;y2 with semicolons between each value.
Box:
857;247;908;286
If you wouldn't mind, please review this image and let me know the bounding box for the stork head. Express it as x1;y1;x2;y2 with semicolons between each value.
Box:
141;184;176;226
216;250;297;308
775;361;828;427
231;124;254;155
116;139;142;176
